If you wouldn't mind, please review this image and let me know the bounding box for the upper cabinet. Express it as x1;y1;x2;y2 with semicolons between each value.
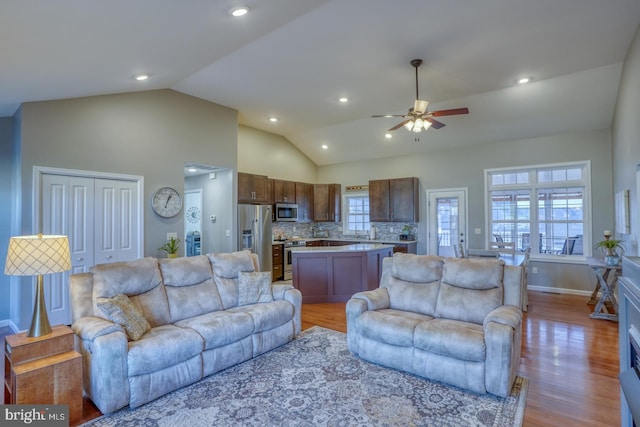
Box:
238;172;269;204
273;179;296;204
369;177;419;222
313;184;341;222
295;182;313;222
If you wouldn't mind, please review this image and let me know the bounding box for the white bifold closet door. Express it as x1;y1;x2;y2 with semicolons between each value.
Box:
41;174;140;325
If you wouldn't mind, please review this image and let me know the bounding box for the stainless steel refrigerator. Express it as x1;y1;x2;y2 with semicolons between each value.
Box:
238;204;272;273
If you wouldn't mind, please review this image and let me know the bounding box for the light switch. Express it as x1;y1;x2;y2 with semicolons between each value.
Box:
225;229;231;237
167;232;177;240
474;228;482;235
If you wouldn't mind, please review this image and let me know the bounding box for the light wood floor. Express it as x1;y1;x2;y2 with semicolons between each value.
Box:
2;291;621;426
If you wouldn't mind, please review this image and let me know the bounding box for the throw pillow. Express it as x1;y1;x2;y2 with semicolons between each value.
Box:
97;293;151;341
238;271;273;306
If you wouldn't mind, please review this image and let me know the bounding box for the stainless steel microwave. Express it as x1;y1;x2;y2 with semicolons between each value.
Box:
275;203;298;222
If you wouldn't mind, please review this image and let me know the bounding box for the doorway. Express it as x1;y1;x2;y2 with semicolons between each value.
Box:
427;188;468;256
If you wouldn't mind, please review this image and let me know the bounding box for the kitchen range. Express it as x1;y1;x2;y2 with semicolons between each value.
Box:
284;238;306;280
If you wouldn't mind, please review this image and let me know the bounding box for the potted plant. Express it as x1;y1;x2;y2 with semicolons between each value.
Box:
159;237;180;258
594;238;625;266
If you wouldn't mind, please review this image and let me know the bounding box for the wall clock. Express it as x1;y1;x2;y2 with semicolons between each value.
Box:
151;187;183;218
186;206;201;224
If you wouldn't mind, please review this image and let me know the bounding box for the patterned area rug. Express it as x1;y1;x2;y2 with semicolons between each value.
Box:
82;327;528;427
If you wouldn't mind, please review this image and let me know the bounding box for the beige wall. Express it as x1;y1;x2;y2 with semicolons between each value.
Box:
238;125;317;183
13;89;238;329
613;23;640;256
318;129;613;254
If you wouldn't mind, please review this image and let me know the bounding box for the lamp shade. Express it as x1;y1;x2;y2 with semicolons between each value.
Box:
5;234;71;276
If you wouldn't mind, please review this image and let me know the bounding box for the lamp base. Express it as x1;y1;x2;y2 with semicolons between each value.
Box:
28;274;52;338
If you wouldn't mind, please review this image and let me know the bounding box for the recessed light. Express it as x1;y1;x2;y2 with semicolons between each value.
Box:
339;97;349;103
134;74;149;81
385;133;392;139
517;77;531;85
321;144;328;150
187;168;198;173
230;6;249;17
269;117;278;123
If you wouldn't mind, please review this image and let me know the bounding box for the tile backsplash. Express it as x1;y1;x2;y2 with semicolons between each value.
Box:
272;222;418;242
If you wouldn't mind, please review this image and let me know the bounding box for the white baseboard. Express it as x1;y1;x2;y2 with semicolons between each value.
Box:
0;319;21;333
528;285;592;297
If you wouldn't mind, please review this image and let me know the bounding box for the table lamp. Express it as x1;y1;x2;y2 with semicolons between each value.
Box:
4;234;71;337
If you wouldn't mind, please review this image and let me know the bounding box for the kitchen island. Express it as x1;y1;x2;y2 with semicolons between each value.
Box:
291;243;394;303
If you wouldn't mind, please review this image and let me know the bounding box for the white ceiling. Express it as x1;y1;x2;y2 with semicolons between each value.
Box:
2;0;639;166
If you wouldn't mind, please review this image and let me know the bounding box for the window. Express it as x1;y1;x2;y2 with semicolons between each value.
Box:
486;162;590;257
342;192;370;235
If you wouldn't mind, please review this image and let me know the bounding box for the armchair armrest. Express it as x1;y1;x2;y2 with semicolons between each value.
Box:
272;284;302;336
483;305;522;330
346;288;390;354
349;288;390;311
72;316;123;341
72;316;130;414
483;305;523;397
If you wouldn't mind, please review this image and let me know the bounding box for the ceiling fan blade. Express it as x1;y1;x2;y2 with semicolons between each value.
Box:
430;107;469;117
371;114;406;118
388;120;410;131
425;117;446;129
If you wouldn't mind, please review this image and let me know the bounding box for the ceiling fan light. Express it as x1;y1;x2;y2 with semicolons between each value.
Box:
423;120;432;130
414;118;424;129
404;120;414;131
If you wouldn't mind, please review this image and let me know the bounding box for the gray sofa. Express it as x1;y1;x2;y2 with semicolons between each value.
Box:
70;250;302;414
346;253;523;397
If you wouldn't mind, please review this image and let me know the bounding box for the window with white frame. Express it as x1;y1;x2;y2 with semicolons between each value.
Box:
486;162;590;256
342;192;370;235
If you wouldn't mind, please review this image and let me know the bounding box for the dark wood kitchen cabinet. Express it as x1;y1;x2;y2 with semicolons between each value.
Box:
273;179;296;204
272;243;284;281
295;182;314;222
313;184;341;222
238;172;269;204
369;177;419;222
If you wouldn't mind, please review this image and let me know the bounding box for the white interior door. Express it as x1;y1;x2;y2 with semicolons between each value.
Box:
42;175;95;325
94;178;139;264
427;189;468;256
39;169;142;326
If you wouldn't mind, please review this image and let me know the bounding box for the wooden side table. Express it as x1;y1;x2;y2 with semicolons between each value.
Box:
4;324;82;423
586;256;621;321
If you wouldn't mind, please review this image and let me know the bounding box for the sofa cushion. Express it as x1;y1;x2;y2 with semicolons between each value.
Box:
127;324;203;376
356;309;433;347
159;255;224;322
92;257;171;327
414;319;486;362
390;253;443;283
174;311;255;350
208;250;255;279
435;258;503;324
228;300;293;333
97;294;151;341
208;250;256;309
238;271;273;306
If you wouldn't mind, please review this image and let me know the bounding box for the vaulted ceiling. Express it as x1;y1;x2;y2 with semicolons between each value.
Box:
2;0;639;165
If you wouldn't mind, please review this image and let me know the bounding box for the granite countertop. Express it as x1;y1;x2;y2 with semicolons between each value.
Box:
305;237;417;244
290;243;394;253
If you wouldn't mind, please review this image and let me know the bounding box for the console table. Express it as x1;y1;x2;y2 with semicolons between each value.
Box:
586;256;620;321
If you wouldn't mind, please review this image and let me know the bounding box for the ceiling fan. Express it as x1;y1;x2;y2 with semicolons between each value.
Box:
373;59;469;133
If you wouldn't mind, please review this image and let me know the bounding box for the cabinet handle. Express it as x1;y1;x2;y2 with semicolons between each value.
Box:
106;255;113;259
76;257;83;262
